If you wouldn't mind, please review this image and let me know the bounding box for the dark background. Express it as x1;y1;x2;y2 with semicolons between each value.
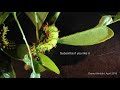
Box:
1;12;120;78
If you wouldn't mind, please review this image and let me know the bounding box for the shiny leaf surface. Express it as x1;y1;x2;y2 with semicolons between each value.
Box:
37;53;60;74
23;54;31;65
58;15;114;46
25;12;49;29
97;15;113;26
58;26;114;46
48;12;61;24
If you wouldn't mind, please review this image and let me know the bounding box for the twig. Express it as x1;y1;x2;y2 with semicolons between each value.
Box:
13;12;35;74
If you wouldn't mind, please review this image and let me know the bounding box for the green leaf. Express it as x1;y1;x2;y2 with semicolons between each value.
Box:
48;12;61;24
30;71;40;78
36;60;47;72
58;26;114;46
3;65;16;78
33;60;47;73
23;54;31;65
25;12;49;29
97;15;113;26
0;57;16;78
39;64;46;72
0;12;10;25
0;65;16;78
8;65;16;78
33;59;45;73
58;15;114;46
113;12;120;22
33;60;40;73
23;54;46;73
17;44;28;59
37;53;60;74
